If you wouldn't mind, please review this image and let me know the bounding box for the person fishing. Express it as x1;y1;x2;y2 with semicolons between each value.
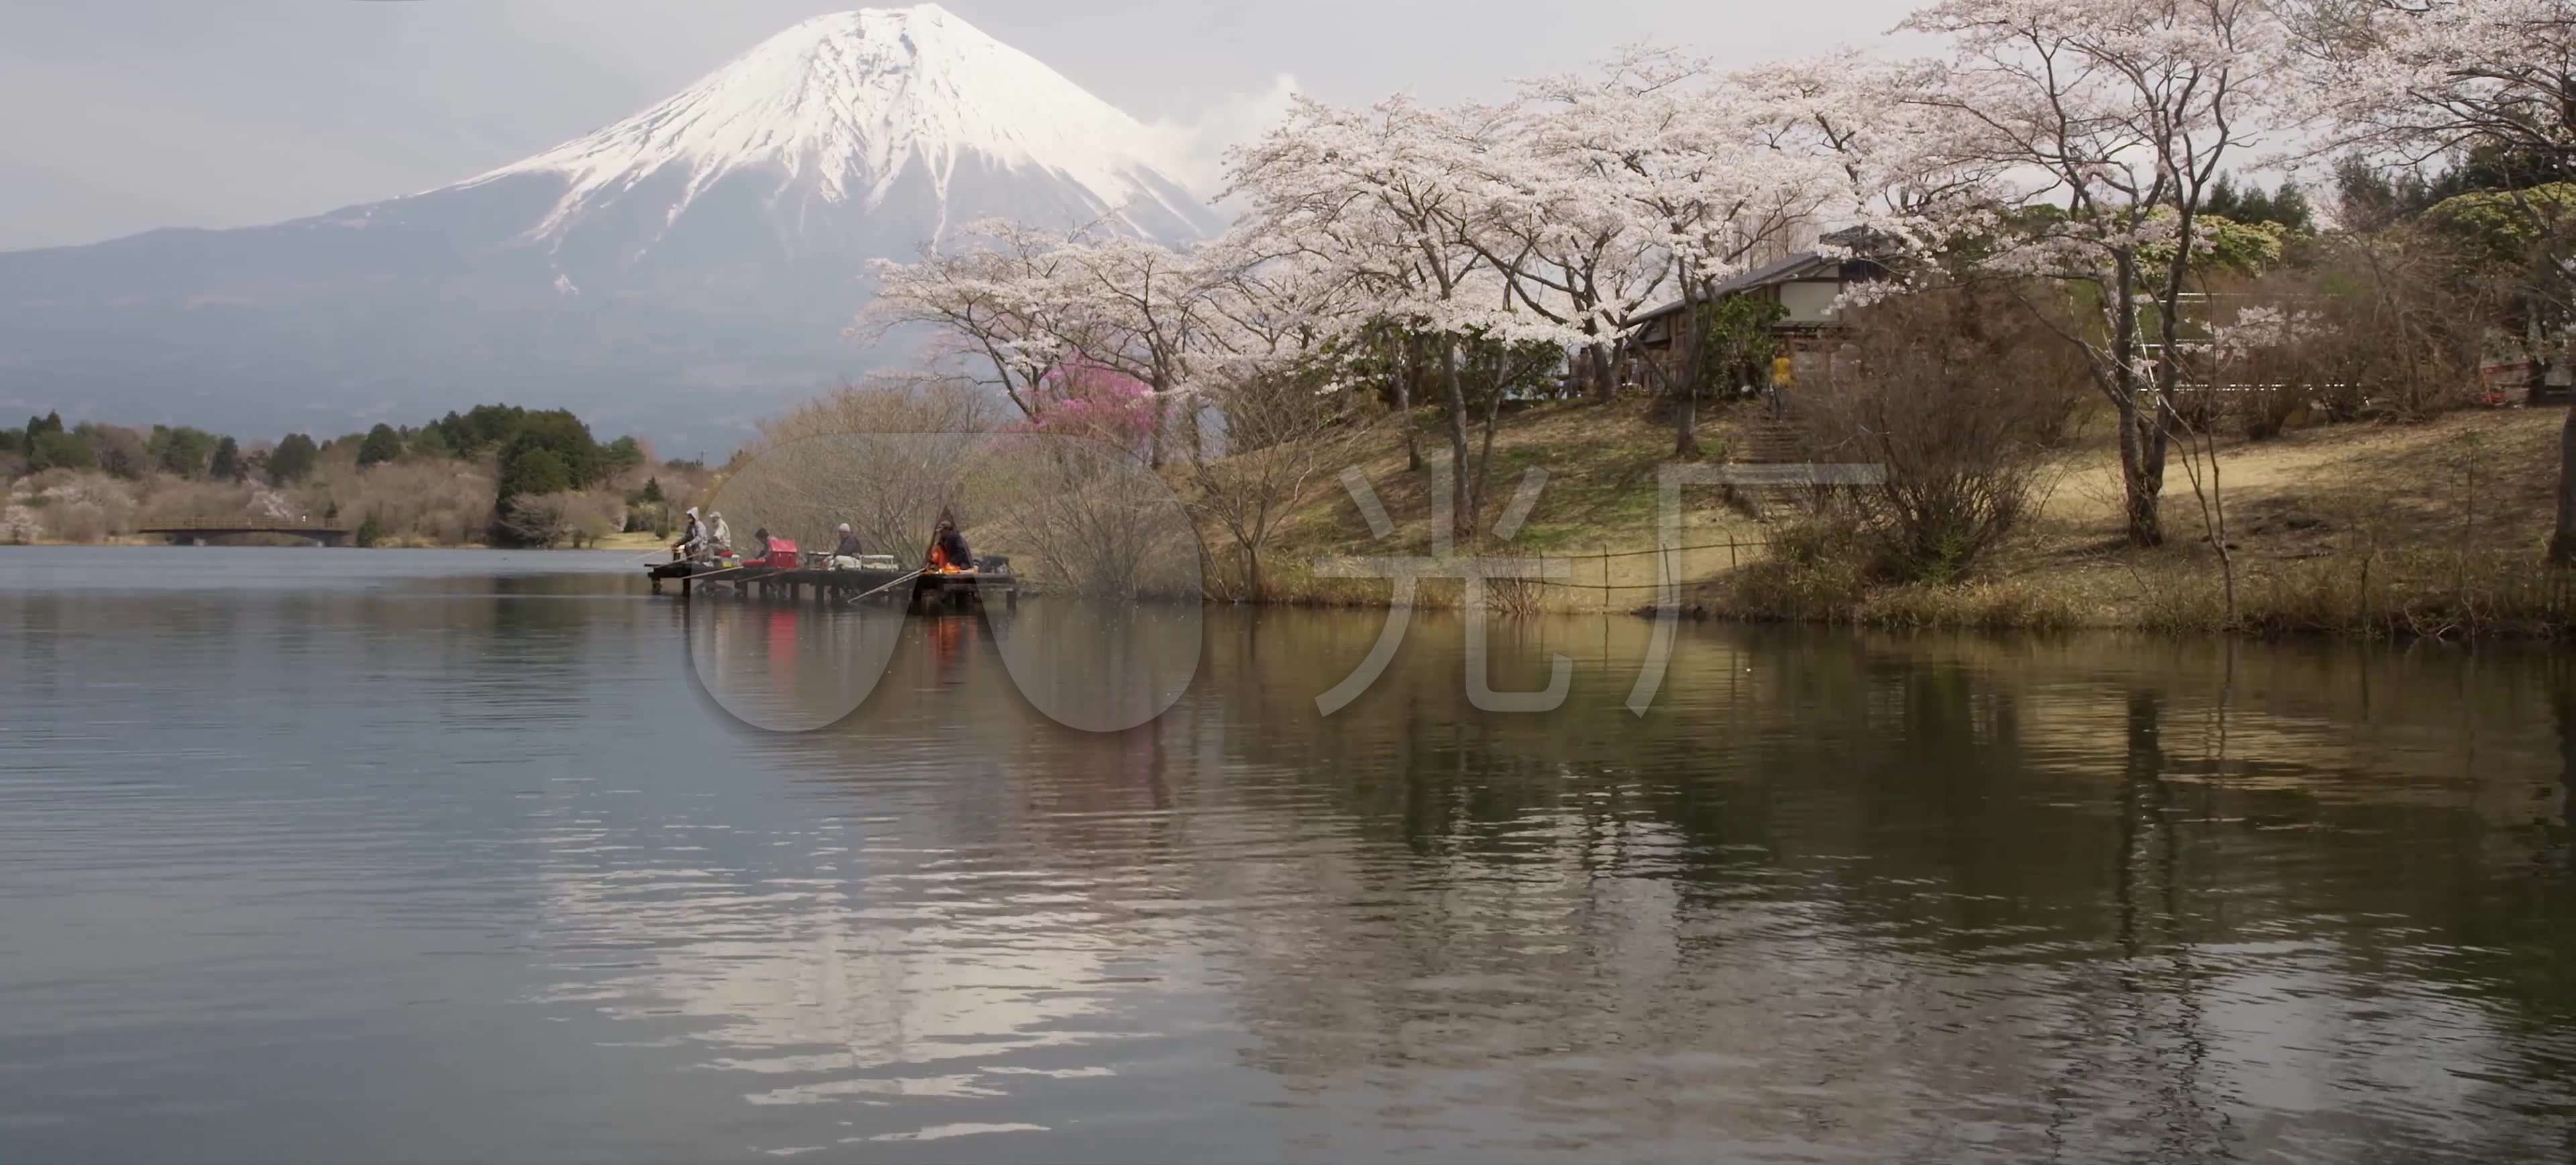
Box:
671;507;706;562
925;517;973;572
747;526;774;562
833;523;865;558
705;511;732;556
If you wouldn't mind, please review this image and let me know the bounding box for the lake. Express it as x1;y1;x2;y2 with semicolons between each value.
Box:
2;547;2570;1162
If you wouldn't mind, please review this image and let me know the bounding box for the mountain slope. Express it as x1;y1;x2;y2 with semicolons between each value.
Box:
0;5;1220;449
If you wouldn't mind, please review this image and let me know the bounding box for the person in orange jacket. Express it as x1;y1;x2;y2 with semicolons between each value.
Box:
926;518;973;572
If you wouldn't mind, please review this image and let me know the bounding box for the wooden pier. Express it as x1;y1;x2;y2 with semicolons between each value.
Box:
646;560;1017;613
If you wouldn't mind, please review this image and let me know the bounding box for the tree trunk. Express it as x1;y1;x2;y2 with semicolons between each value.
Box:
2551;401;2576;565
2115;397;2167;548
1147;395;1167;470
1584;334;1615;404
1397;332;1423;472
2110;255;2162;546
1442;336;1475;537
2525;320;2548;401
1672;293;1704;458
1476;347;1509;511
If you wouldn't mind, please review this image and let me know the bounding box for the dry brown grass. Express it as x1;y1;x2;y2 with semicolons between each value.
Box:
1231;397;1777;613
1230;392;2575;638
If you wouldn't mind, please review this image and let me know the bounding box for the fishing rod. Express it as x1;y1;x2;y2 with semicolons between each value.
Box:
844;568;924;604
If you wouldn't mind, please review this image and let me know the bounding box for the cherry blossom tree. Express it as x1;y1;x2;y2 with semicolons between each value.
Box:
1515;51;1850;455
1471;52;1689;403
858;220;1087;421
1225;95;1586;531
1899;0;2282;547
1039;233;1236;467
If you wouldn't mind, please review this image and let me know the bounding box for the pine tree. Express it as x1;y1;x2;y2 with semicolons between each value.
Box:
357;423;402;468
209;437;243;482
268;434;319;485
498;448;572;503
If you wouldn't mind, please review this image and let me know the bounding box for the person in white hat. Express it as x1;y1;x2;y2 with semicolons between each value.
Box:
827;522;867;571
670;507;706;562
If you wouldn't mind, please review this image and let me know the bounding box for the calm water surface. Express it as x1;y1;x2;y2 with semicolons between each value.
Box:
2;546;2571;1162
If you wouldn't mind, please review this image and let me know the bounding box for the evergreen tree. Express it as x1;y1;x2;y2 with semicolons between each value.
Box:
407;423;454;458
209;437;244;482
497;448;572;503
268;434;319;485
357;423;403;468
2267;183;2314;234
604;435;646;473
150;426;219;477
496;410;603;489
25;428;95;472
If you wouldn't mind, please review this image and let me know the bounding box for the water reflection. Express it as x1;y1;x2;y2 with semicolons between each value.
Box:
1;550;2572;1162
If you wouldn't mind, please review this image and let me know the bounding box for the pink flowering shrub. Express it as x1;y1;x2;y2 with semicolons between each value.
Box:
1011;359;1157;459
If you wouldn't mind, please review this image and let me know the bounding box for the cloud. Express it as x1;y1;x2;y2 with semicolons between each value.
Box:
1142;72;1299;196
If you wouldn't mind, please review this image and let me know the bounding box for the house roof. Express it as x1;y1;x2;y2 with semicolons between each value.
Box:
1631;253;1841;324
1627;227;1901;325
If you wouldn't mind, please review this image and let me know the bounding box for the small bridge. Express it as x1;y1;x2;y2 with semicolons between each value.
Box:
140;521;351;547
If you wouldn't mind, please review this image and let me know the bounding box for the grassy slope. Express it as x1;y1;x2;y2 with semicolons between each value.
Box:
1246;401;1782;609
1235;396;2571;633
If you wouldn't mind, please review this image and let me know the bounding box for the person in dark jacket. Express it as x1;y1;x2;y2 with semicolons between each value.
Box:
927;519;972;571
833;523;865;558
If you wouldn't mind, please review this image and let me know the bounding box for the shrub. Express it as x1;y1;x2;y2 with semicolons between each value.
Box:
1803;283;2086;582
77;424;151;480
23;470;140;542
1711;513;1874;621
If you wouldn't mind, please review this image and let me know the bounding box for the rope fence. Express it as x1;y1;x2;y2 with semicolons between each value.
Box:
1497;538;1775;593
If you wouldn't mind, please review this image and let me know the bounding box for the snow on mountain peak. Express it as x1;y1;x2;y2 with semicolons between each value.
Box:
474;4;1201;240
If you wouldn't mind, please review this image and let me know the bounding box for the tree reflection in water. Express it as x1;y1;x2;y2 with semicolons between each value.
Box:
555;612;2576;1159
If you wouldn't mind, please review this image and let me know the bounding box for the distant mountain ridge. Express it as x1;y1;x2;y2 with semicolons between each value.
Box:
0;5;1220;450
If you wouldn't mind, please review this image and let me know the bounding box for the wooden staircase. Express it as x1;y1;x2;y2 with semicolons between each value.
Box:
1734;417;1806;464
1725;416;1810;521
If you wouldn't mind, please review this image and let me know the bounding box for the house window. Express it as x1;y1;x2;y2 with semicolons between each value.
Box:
1778;281;1843;324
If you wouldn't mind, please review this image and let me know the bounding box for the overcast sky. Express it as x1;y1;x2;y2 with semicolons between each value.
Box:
0;0;1923;251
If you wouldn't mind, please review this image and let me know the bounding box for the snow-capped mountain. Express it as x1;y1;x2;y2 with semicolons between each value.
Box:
0;5;1220;448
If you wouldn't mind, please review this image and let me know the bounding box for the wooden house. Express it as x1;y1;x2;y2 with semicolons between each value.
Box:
1623;227;1894;393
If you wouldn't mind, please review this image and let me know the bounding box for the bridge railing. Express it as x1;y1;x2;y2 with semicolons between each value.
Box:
138;519;343;531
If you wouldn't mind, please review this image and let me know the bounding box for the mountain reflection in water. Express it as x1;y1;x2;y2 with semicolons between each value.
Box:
0;548;2569;1163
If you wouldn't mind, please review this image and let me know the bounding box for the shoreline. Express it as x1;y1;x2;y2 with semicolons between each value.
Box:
11;537;2563;641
